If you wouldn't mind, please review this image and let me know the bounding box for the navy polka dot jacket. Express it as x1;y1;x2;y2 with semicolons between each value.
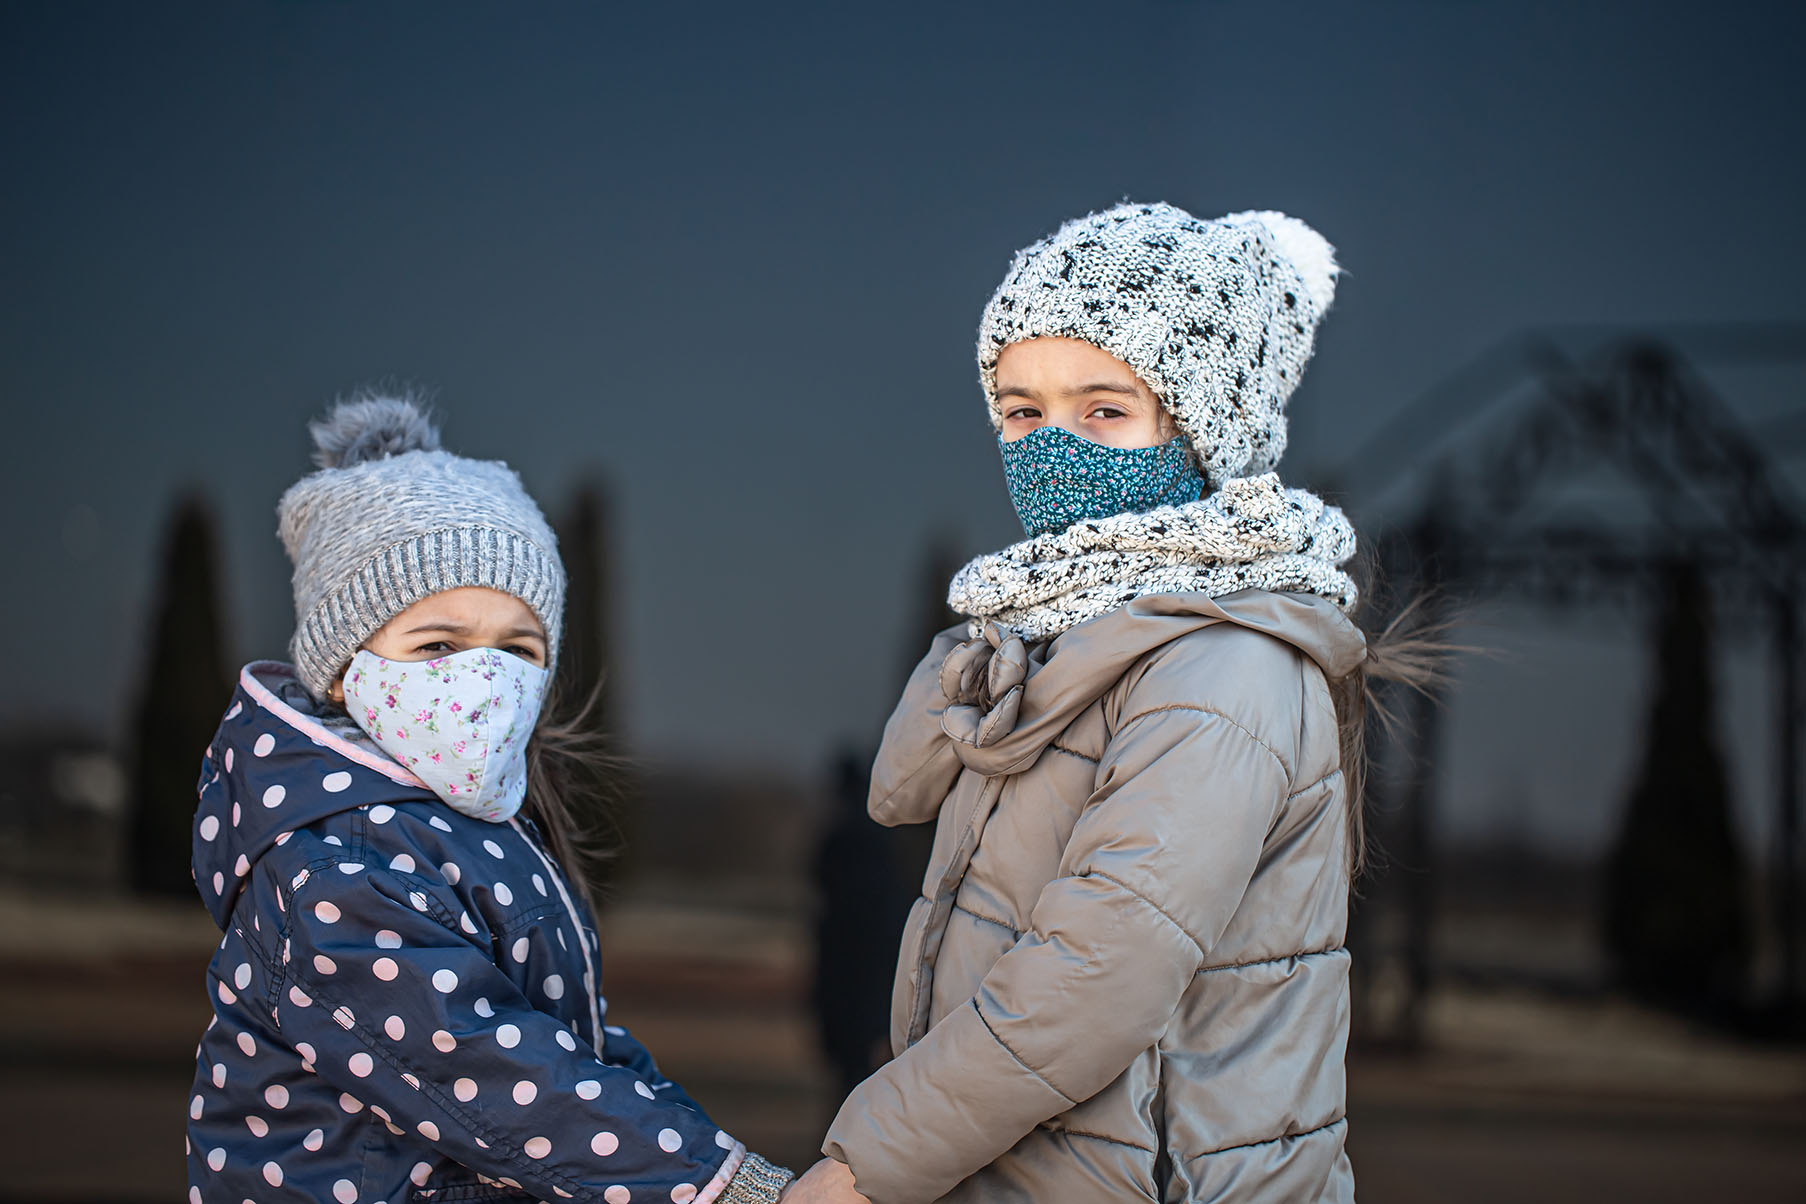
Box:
188;663;748;1204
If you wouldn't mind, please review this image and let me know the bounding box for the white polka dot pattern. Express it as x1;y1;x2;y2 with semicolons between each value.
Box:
189;684;737;1204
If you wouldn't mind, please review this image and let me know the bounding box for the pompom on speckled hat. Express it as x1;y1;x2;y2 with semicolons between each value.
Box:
977;202;1340;489
276;392;565;701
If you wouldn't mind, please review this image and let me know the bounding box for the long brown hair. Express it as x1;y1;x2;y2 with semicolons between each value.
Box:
520;677;621;918
1326;574;1464;881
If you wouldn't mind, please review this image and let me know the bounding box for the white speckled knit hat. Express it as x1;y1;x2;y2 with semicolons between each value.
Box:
276;393;565;700
978;202;1340;488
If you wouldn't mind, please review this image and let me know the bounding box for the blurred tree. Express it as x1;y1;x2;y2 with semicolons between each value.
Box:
1605;563;1751;1016
555;480;632;905
128;494;232;896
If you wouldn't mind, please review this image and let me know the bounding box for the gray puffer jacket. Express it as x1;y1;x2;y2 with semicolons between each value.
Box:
823;589;1367;1203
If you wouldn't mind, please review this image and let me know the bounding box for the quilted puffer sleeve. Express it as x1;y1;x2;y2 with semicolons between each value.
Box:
276;859;770;1203
824;642;1293;1204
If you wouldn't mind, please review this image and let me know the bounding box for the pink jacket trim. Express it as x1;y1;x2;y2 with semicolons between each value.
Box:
239;662;428;790
695;1144;747;1204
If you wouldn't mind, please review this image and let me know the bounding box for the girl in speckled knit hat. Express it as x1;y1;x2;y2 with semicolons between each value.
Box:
802;203;1440;1204
186;394;795;1204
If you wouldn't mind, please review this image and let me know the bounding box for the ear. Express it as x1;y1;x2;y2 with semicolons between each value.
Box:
328;676;346;705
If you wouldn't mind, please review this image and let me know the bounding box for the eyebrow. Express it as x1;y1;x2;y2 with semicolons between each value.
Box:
997;380;1144;400
404;621;546;642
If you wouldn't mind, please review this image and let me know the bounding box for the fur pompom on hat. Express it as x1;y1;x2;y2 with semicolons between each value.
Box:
978;202;1340;488
276;391;565;700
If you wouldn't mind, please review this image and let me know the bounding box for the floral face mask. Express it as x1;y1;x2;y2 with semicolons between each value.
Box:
999;423;1205;538
342;646;549;822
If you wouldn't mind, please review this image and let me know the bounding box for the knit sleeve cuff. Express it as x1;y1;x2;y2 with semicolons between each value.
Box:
718;1151;793;1204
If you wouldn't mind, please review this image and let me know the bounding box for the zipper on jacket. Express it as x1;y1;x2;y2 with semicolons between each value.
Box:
509;818;605;1055
905;773;1007;1045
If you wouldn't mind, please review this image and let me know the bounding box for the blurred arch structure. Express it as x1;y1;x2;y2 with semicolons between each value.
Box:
1340;323;1806;1045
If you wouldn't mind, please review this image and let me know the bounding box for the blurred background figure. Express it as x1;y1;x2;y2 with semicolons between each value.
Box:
810;749;909;1101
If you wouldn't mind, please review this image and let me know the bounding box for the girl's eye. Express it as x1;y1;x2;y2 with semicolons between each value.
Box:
1004;406;1041;421
505;646;540;662
1088;405;1126;420
417;641;453;654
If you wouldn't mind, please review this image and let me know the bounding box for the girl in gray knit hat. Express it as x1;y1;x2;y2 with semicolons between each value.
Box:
186;396;795;1204
806;203;1439;1204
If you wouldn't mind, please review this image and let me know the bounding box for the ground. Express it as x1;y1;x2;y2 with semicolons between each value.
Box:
0;888;1800;1202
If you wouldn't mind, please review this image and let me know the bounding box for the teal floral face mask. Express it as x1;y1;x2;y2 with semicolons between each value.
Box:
999;424;1205;538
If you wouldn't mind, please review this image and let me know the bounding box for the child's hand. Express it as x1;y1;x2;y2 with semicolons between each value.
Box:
780;1158;870;1204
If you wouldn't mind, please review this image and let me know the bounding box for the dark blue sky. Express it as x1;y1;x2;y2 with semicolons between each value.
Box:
5;1;1802;847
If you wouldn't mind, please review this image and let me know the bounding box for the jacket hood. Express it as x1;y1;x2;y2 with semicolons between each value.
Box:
880;589;1365;822
192;661;436;929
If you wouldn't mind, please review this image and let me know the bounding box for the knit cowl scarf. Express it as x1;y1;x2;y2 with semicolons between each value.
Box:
947;472;1359;643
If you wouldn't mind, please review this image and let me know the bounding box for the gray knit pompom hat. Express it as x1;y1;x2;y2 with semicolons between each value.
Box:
978;201;1340;489
276;393;565;700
